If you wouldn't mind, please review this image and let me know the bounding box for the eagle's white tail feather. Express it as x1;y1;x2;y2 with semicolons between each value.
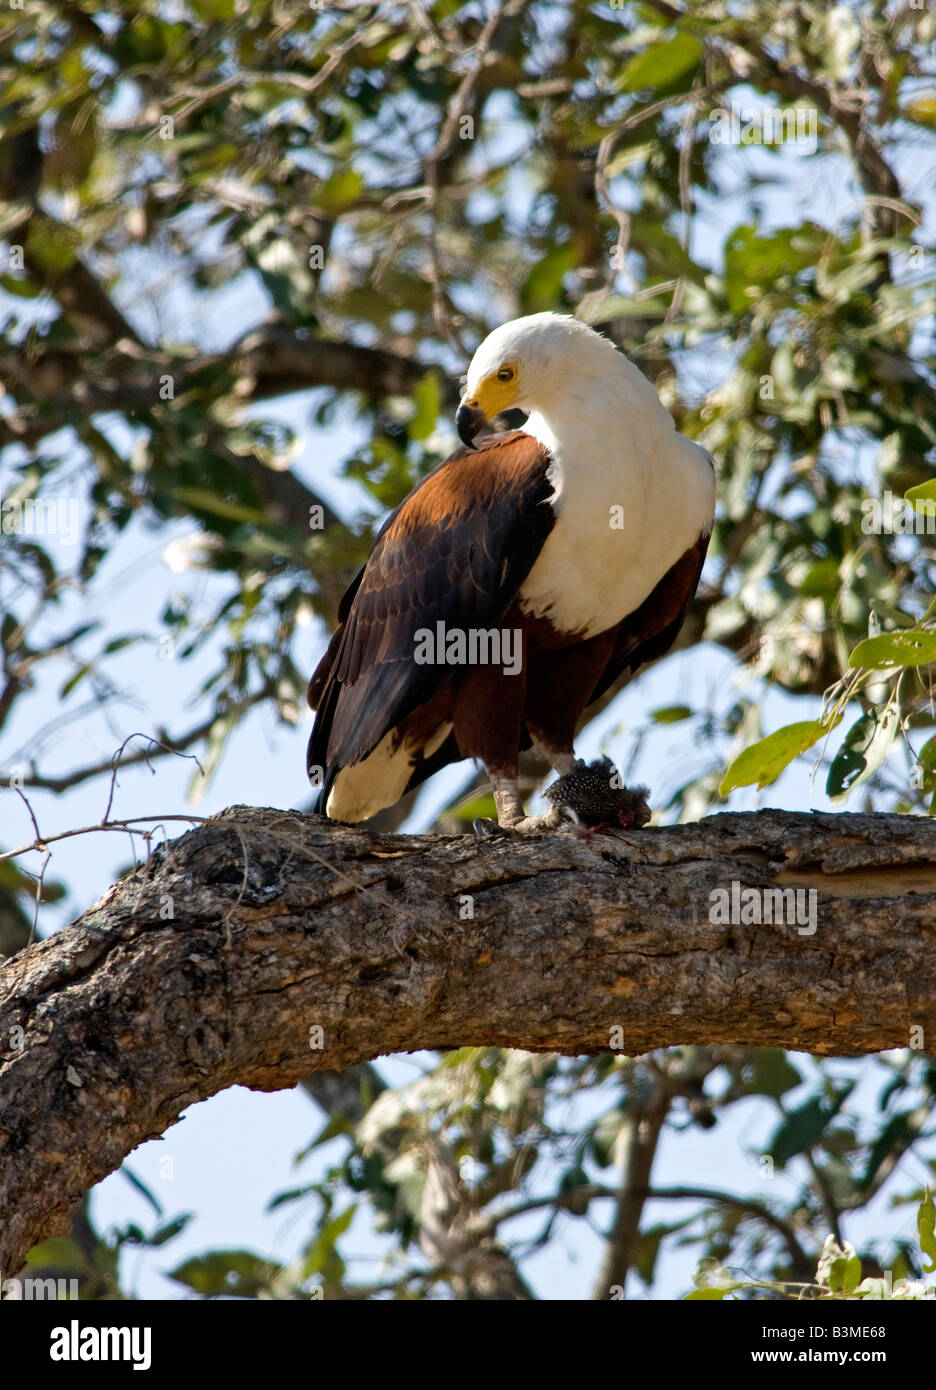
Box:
325;721;452;822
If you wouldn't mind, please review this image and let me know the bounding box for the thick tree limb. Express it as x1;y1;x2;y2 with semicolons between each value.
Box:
203;324;459;409
2;805;936;1270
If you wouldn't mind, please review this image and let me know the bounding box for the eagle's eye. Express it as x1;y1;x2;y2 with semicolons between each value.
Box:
496;366;515;382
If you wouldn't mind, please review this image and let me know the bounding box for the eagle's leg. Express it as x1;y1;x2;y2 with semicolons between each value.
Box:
531;744;578;777
524;629;619;807
452;663;562;834
490;774;564;834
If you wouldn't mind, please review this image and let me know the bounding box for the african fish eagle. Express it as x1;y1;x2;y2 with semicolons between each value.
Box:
307;312;715;831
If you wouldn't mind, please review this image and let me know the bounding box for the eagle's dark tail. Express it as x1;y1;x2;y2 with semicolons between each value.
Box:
307;672;341;815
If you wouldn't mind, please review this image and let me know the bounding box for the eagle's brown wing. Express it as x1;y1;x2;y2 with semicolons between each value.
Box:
307;431;555;796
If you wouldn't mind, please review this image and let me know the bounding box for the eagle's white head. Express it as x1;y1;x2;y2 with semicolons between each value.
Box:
456;312;648;446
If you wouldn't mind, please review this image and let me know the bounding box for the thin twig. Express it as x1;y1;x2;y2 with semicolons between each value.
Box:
102;731;205;824
0;816;209;865
13;786;42;846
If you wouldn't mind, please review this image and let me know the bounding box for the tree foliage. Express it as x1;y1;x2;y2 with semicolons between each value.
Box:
1;0;935;1298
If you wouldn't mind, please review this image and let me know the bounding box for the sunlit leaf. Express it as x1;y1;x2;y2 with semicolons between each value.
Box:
618;33;702;92
918;1190;936;1272
720;717;842;794
849;630;936;670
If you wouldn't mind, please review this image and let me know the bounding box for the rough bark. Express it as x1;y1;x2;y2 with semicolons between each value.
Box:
2;805;936;1271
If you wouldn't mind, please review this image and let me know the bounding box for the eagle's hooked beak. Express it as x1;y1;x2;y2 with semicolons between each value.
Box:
456;400;488;450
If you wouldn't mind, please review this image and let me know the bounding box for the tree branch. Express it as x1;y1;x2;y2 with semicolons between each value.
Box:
2;805;935;1270
0;692;274;795
591;1072;671;1298
485;1180;814;1283
214;324;460;408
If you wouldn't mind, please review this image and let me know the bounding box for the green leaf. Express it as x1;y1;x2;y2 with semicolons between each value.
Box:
618;33;702;92
291;1109;354;1165
171;488;268;525
115;15;188;63
60;663;93;698
116;1223;148;1247
579;293;670;323
0;273;41;298
904;96;936;126
241;81;302;115
168;1250;278;1298
739;1048;802;1100
25;1236;89;1272
826;1253;863;1294
629;215;704;283
102;634;145;656
447;793;498;823
267;1182;322;1212
408;370;441;442
520;244;578;313
723;224;825;314
916;734;936;795
25;215;81;273
685;1286;731;1300
149;1213;195;1247
767;1084;854;1169
849;630;936;670
904;479;936;511
650;704;693;724
918;1190;936;1272
187;713;236;803
634;1225;666;1286
0;859;65;902
589;1106;627;1167
559;1163;590;1196
635;1219;694;1286
799;558;841;597
315;168;364;213
243;219;320;320
825;706;898;803
719;717;842;794
858;1108;926;1195
301;1205;356;1280
121;1164;163;1216
191;0;238;18
346;436;415;508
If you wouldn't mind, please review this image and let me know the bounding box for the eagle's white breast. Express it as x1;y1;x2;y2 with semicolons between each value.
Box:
518;363;714;638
